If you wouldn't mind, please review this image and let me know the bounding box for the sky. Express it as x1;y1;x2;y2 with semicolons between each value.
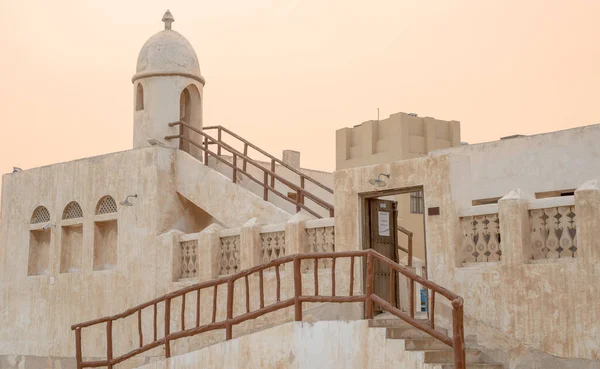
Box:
0;0;599;180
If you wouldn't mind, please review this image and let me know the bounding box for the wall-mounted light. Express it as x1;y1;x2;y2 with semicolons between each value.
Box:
120;194;138;207
368;173;390;189
42;222;56;230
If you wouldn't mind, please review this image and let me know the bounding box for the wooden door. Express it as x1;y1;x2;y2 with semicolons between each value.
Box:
368;199;398;311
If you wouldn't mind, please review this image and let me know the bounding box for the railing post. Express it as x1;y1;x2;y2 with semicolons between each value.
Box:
164;297;171;358
243;143;248;171
365;252;374;319
408;234;413;267
75;328;82;369
300;177;305;205
452;298;466;369
106;320;113;369
217;127;222;156
263;172;269;200
410;279;415;318
226;278;234;340
203;136;209;164
293;257;303;321
270;159;275;187
232;154;238;183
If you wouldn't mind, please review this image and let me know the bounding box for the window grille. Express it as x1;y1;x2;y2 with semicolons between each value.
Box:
62;202;83;220
96;196;117;215
410;191;424;214
31;206;50;224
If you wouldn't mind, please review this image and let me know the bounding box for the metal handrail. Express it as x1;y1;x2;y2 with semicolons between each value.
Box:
71;249;466;369
165;121;334;218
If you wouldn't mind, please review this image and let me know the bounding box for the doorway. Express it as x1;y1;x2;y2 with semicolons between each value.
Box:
362;186;427;315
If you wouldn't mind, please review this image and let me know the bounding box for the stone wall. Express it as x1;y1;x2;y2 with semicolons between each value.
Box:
334;124;600;360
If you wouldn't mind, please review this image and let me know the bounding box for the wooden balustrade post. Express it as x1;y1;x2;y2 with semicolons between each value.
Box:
452;298;466;369
106;320;113;369
75;328;82;369
226;279;234;340
232;155;238;183
243;143;248;171
430;291;436;329
178;122;183;150
365;252;374;319
203;137;209;164
263;172;269;201
270;159;275;187
164;297;171;358
408;235;413;267
217;127;222;156
293;257;303;321
410;279;415;318
300;177;305;205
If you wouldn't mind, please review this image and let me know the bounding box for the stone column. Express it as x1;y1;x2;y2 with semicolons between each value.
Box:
198;224;223;281
240;218;262;270
157;229;184;284
575;179;600;263
498;188;532;265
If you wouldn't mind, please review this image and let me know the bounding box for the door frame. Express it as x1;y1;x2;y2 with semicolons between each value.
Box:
359;185;428;314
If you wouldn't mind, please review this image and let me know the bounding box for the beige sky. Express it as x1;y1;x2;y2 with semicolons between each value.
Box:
0;0;599;179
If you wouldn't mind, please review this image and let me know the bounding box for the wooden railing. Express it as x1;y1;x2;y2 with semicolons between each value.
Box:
165;122;334;218
397;225;414;267
71;249;466;369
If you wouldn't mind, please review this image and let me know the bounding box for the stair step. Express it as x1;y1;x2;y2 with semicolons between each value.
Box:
405;338;452;351
386;326;448;340
424;349;484;363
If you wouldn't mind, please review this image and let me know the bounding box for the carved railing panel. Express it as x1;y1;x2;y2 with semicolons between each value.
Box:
260;231;286;269
460;213;501;263
306;226;335;268
530;206;577;260
219;235;240;275
180;240;198;279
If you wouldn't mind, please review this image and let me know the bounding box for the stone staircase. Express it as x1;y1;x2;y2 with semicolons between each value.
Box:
370;314;503;369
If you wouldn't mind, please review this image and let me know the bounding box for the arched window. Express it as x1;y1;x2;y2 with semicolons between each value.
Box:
96;195;117;215
31;206;50;224
179;84;202;156
93;196;118;271
136;83;144;111
62;201;83;220
28;206;52;276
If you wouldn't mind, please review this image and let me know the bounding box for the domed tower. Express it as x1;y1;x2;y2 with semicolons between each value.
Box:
132;10;205;149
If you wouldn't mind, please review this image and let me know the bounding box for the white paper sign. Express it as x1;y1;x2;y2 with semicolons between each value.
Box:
378;211;390;236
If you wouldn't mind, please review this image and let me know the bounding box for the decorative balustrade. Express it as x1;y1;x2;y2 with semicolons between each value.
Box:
180;239;198;279
259;225;286;264
219;229;241;275
530;205;577;260
460;213;502;264
305;218;335;268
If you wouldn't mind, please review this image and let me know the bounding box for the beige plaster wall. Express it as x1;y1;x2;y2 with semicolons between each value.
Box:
333;126;600;360
0;146;296;360
336;112;461;170
135;320;424;369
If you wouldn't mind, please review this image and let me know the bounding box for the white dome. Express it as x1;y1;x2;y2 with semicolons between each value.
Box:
132;12;204;84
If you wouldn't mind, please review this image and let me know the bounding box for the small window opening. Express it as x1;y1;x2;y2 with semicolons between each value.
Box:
410;191;424;214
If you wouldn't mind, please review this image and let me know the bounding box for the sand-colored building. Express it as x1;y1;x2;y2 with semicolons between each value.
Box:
1;11;599;369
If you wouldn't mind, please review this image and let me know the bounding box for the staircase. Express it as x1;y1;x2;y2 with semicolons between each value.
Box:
70;249;487;369
165;122;334;218
370;316;503;368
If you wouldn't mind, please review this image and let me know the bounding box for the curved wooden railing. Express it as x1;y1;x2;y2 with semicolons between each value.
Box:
71;249;465;369
165;122;334;218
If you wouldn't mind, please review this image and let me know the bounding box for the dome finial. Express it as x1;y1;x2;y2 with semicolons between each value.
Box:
162;10;174;30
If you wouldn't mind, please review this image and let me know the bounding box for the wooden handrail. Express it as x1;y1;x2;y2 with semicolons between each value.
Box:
397;225;414;267
166;121;334;218
203;125;333;194
71;249;465;369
